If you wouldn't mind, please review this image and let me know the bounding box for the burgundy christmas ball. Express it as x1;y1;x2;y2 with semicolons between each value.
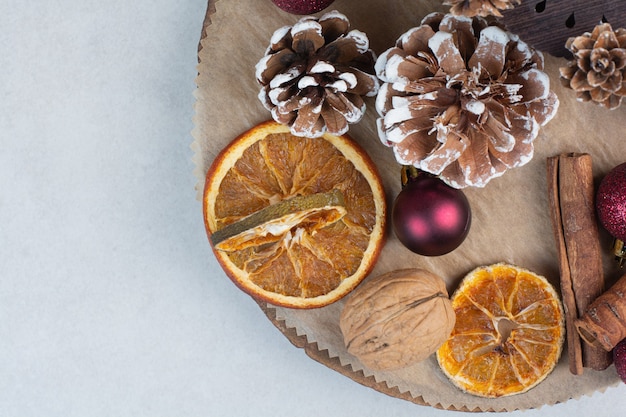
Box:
392;173;471;256
596;162;626;241
271;0;335;14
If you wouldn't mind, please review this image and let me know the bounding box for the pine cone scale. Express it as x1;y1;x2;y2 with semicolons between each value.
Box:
594;27;620;50
587;69;607;88
387;118;436;143
575;50;592;72
483;114;515;153
256;50;295;85
570;69;592;91
321;102;348;135
319;33;365;64
340;69;378;96
612;49;626;70
510;68;550;103
429;32;466;75
527;91;559;126
567;36;594;52
468;27;508;77
455;131;501;186
604;73;623;93
505;109;537;144
325;90;362;122
291;104;323;136
395;55;435;83
271;105;295;125
392;131;438;164
616;29;626;46
291;21;325;55
590;86;612;103
401;26;437;58
488;134;533;168
421;136;468;174
319;14;350;42
444;0;521;18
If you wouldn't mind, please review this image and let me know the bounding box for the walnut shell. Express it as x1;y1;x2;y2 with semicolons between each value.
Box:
339;268;456;371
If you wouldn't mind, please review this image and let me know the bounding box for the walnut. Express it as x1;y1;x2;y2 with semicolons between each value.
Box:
339;269;456;371
255;11;379;138
560;22;626;110
375;13;559;188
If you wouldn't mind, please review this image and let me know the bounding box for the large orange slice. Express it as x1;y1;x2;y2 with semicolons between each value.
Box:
437;263;565;398
203;121;386;309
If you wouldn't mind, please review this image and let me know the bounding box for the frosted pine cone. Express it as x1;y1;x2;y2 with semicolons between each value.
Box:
445;0;521;17
255;11;379;138
375;13;559;188
560;23;626;110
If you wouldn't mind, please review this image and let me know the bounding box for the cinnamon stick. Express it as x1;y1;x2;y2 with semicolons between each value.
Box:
576;272;626;352
546;153;612;374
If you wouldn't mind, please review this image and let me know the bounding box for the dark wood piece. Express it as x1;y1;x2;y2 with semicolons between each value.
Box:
502;0;626;57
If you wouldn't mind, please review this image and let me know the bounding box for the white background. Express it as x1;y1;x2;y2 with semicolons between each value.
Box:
2;0;625;416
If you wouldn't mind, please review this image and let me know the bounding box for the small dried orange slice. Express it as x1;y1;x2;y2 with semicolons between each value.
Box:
436;263;565;398
203;121;386;309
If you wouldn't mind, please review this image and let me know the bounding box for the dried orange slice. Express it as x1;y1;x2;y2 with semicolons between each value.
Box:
203;120;386;309
436;263;565;398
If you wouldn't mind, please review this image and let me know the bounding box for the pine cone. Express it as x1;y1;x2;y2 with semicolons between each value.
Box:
444;0;521;17
255;11;379;138
375;13;558;188
560;23;626;110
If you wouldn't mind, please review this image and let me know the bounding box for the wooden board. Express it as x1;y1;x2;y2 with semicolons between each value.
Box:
501;0;626;57
194;0;626;411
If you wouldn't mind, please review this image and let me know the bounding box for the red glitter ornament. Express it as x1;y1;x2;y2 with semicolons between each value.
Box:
596;162;626;242
270;0;335;15
614;338;626;383
596;162;626;266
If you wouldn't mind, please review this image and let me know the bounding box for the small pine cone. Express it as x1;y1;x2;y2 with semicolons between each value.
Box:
255;11;379;138
444;0;521;17
375;13;558;188
560;23;626;110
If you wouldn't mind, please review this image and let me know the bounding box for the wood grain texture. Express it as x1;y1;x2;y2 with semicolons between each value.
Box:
502;0;626;57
